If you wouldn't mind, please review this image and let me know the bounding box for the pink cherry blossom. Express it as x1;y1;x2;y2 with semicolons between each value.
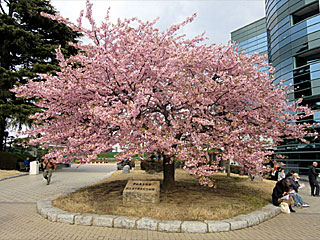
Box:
12;0;316;186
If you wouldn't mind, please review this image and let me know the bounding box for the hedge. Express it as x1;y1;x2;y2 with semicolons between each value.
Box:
0;152;33;170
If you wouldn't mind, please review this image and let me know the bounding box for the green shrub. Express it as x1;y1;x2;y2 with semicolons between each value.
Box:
97;152;117;159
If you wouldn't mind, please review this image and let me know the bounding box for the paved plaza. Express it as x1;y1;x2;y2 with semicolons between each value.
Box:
0;164;320;240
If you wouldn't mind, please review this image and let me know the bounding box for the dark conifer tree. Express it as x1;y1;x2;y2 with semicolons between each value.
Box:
0;0;80;150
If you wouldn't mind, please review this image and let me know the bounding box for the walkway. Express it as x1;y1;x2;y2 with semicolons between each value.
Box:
0;165;319;240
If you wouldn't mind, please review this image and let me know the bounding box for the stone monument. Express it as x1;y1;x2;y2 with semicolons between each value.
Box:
134;159;141;170
122;165;130;174
123;180;160;206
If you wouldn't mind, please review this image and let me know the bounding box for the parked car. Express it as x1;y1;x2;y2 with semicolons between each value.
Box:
116;159;135;170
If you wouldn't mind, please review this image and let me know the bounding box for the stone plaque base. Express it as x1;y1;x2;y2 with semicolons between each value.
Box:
123;180;160;206
135;160;141;170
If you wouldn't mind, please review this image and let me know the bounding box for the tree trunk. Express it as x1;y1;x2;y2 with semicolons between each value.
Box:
0;119;6;152
162;154;175;190
227;159;231;177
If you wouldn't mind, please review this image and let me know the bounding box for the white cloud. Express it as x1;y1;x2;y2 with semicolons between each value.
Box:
51;0;265;45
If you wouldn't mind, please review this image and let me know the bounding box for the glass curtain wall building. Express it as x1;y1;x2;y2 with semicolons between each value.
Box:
231;0;320;175
231;18;268;57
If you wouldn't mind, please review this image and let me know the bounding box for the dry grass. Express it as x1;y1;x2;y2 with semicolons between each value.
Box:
53;170;276;221
0;170;22;178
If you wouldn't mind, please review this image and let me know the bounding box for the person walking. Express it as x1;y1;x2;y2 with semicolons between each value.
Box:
42;158;56;185
308;162;319;197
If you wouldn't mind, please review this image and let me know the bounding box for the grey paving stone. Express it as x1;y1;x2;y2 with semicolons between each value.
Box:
34;167;281;234
57;213;77;224
41;199;53;206
260;209;275;220
47;211;58;222
205;220;230;232
261;204;281;218
92;215;116;227
36;204;42;214
43;196;56;201
46;208;65;222
37;200;52;213
39;207;53;219
136;217;158;231
233;214;260;227
158;220;182;232
223;219;248;230
4;164;320;239
114;216;138;229
75;215;93;226
250;210;269;222
181;221;208;233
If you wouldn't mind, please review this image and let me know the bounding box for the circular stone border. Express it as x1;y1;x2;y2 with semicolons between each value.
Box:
37;199;281;233
0;172;29;181
37;173;281;233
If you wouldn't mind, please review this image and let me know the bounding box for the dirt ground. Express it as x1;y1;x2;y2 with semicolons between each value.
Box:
53;170;276;221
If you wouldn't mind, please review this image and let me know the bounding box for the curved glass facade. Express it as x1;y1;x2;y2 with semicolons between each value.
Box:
231;18;268;57
231;0;320;175
266;0;320;175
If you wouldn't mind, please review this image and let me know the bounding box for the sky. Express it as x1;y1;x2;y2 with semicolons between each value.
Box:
50;0;266;45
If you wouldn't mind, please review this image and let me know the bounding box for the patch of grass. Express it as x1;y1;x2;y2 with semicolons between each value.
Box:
52;170;275;221
0;170;22;178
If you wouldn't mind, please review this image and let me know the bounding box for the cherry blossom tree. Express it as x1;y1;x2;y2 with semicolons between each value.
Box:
13;1;315;188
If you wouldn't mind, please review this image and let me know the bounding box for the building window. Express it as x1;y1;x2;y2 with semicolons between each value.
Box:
295;48;320;68
293;49;320;99
292;1;319;25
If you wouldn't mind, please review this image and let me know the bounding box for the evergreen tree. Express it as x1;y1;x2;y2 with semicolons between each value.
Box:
0;0;80;150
